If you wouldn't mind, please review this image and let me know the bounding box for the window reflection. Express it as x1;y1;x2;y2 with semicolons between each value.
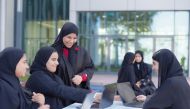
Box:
175;11;189;35
23;0;69;64
78;11;189;74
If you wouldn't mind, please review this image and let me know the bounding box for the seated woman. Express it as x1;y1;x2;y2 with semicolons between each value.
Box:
25;46;91;109
117;52;136;85
134;50;156;95
117;52;143;95
136;49;190;109
0;47;49;109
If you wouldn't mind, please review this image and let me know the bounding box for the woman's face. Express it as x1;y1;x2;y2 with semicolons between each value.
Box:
46;52;59;73
62;33;77;48
15;54;29;77
152;60;159;74
135;53;142;63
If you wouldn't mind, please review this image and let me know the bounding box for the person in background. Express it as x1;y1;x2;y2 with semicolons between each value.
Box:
136;49;190;109
117;52;145;96
134;50;155;95
117;52;136;85
0;47;49;109
26;46;91;109
52;22;94;105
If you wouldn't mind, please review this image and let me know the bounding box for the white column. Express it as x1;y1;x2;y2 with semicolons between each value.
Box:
0;0;6;51
69;0;77;24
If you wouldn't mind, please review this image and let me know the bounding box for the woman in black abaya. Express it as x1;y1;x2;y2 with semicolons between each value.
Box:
117;52;136;85
0;47;49;109
138;49;190;109
52;22;94;105
52;22;94;89
26;46;90;109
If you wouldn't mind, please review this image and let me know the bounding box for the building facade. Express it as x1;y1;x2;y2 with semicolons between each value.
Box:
0;0;190;76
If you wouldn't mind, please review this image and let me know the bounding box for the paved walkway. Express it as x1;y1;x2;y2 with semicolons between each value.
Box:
90;72;190;92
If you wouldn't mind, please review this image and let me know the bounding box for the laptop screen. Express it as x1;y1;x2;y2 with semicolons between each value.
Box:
117;82;136;103
81;92;96;109
99;83;117;108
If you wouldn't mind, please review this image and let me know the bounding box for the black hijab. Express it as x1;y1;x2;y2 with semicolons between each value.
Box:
0;47;24;90
118;52;135;83
134;50;150;81
52;22;78;47
0;47;29;109
135;50;144;63
52;22;79;71
152;49;183;87
121;52;135;67
30;46;57;74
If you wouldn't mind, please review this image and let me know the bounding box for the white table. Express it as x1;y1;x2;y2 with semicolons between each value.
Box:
63;101;142;109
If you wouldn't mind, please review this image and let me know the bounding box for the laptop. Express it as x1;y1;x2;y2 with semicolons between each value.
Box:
91;83;117;109
64;83;117;109
117;82;144;108
80;92;96;109
63;92;96;109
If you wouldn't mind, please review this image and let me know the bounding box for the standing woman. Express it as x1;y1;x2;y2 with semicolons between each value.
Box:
26;46;91;109
0;47;49;109
52;22;94;90
138;49;190;109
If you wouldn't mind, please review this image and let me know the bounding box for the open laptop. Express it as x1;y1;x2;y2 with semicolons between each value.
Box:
117;82;144;108
64;83;117;109
91;83;117;109
80;92;97;109
63;92;96;109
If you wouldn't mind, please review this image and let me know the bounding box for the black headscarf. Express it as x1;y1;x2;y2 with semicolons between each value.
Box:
118;52;135;83
0;47;24;90
0;47;29;109
30;46;57;74
135;50;144;63
152;49;183;87
134;50;151;81
53;22;78;47
121;52;135;67
52;22;79;69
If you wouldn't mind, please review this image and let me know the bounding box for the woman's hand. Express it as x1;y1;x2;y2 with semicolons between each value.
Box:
94;92;102;103
136;81;141;88
32;92;45;106
72;75;82;85
136;95;147;102
38;104;50;109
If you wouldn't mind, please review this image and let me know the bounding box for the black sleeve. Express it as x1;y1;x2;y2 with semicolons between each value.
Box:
26;72;90;103
143;80;173;109
79;49;94;81
117;65;136;85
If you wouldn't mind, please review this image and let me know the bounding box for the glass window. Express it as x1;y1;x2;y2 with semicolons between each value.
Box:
174;36;188;76
150;12;174;35
78;11;189;74
23;0;69;64
155;37;172;51
175;11;189;35
136;12;157;35
136;37;153;63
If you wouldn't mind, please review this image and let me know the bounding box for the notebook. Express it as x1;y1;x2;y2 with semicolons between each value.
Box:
117;82;144;108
